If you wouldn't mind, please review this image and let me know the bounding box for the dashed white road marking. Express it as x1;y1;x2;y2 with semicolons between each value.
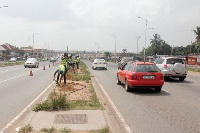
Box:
0;68;23;73
96;78;132;133
0;68;44;84
0;82;54;133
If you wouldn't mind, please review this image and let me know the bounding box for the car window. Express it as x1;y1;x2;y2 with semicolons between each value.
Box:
128;64;134;72
166;59;184;64
154;58;164;64
123;63;130;71
94;59;105;62
135;64;160;72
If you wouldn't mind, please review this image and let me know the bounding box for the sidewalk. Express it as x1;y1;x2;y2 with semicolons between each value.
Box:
15;110;106;132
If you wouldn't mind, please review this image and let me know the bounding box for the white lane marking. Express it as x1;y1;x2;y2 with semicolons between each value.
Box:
0;68;23;73
0;68;45;84
96;79;132;133
0;81;54;133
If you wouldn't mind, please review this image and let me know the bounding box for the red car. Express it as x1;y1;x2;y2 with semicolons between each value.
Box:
117;62;164;92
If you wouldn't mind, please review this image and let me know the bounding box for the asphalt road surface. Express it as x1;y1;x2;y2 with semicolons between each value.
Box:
0;61;58;130
85;60;200;133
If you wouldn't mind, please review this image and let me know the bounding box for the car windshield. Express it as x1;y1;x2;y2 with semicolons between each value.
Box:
94;59;105;62
135;64;160;72
27;58;36;62
122;57;133;62
166;59;184;64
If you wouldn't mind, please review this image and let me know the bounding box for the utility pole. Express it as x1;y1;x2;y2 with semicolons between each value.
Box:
111;34;117;59
32;33;39;57
136;36;141;54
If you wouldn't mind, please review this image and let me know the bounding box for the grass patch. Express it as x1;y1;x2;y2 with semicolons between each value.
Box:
67;84;104;110
0;61;25;67
33;90;70;111
59;128;72;133
33;61;103;111
18;124;33;133
187;67;200;72
89;126;110;133
33;84;103;111
71;61;91;82
40;127;56;132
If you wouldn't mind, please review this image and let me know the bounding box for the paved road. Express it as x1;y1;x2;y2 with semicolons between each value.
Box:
0;61;58;130
84;60;200;133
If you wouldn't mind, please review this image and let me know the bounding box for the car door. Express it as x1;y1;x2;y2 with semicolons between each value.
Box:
126;63;134;83
121;63;130;84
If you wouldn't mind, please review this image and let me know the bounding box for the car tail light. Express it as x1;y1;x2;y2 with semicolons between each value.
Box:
94;62;97;64
132;74;137;80
103;62;107;64
164;64;167;68
160;74;164;80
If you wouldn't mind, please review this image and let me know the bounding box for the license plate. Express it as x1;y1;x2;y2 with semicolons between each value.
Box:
143;75;155;79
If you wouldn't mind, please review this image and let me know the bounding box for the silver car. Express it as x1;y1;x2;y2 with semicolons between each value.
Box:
24;58;39;68
153;57;187;81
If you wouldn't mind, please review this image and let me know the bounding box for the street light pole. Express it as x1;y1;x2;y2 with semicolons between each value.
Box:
136;36;141;54
138;17;153;62
111;34;117;58
32;33;39;57
0;5;8;8
138;17;148;62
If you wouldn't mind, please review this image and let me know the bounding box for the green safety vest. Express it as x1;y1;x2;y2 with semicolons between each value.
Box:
76;57;80;62
67;58;72;62
58;65;65;74
61;58;67;65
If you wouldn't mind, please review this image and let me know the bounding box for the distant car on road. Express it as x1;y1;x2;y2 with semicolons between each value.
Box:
50;57;57;62
118;57;134;69
92;59;107;70
117;62;164;92
24;58;39;68
153;57;187;81
10;57;17;62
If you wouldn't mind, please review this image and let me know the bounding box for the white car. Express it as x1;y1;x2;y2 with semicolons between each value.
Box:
153;57;187;81
24;58;39;68
10;57;17;62
92;59;107;70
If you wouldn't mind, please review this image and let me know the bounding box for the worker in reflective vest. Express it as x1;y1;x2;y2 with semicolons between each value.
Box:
76;55;80;69
60;53;68;85
53;65;66;85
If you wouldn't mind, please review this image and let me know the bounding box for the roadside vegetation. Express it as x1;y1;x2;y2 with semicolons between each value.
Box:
33;61;103;111
187;67;200;72
19;125;109;133
0;61;25;67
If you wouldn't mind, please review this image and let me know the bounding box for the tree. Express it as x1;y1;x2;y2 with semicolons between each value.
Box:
104;51;111;59
193;26;200;54
144;34;172;56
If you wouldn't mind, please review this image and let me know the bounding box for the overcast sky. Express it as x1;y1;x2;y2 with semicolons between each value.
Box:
0;0;199;53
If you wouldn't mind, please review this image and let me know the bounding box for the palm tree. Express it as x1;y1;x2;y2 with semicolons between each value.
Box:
193;26;200;54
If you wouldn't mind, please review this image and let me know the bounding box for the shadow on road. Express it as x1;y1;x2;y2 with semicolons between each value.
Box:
164;77;193;84
121;85;170;96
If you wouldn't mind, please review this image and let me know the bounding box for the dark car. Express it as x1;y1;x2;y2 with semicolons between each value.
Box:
118;57;134;69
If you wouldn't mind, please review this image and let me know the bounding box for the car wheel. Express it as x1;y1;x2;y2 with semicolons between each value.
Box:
179;77;185;81
105;67;107;70
155;87;162;92
125;80;131;92
117;75;121;85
